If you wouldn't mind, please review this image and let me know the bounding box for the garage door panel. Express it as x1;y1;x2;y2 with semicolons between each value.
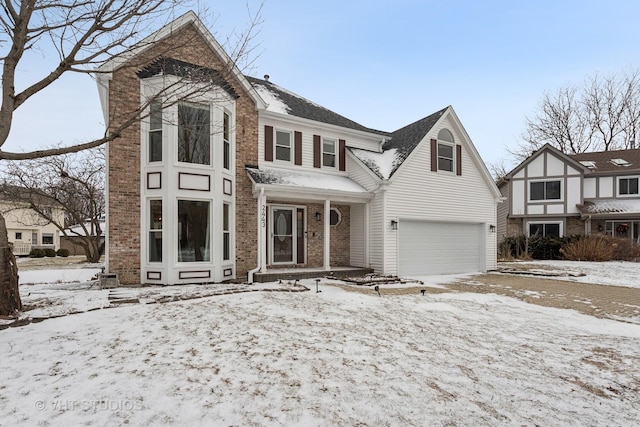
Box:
399;220;483;276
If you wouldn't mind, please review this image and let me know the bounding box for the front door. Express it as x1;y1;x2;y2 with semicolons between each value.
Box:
270;206;305;265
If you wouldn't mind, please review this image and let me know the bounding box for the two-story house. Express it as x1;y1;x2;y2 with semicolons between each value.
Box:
98;12;502;285
498;143;640;242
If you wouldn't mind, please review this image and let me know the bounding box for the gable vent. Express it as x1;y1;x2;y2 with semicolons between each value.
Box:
610;158;631;166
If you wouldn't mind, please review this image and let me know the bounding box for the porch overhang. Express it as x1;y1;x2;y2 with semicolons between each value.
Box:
246;166;373;203
577;200;640;220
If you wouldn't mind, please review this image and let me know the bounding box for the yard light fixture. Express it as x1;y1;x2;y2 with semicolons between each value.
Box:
315;278;321;293
390;220;398;230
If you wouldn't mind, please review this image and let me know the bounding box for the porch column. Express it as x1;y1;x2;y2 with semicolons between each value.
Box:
324;199;330;271
259;189;267;272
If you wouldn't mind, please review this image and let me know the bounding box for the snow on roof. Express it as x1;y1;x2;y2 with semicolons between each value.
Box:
350;148;400;180
253;84;290;115
66;221;105;237
246;167;368;194
578;199;640;215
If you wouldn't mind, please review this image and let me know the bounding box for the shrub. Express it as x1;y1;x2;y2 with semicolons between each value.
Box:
500;234;583;260
29;248;45;258
561;235;640;261
498;235;528;259
44;248;56;257
56;248;70;257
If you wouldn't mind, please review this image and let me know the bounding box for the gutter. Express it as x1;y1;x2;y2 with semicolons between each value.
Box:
247;187;265;284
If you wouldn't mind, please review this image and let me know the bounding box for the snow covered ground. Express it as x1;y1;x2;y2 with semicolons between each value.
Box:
1;262;640;425
507;260;640;288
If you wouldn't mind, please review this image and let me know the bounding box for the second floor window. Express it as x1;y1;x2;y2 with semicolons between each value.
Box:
275;130;291;162
619;177;639;195
437;143;454;172
223;112;230;169
178;102;210;165
323;138;336;168
149;101;163;162
530;180;561;201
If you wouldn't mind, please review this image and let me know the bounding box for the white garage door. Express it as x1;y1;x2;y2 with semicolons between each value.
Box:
399;220;484;276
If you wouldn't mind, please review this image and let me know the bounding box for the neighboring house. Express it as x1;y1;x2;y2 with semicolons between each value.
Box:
0;199;64;256
498;143;640;242
97;12;502;285
60;217;106;256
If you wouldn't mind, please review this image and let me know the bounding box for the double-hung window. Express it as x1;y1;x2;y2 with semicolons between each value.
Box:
275;130;291;162
323;138;336;168
437;143;454;172
149;101;163;162
619;177;639;195
530;180;561;201
178;102;211;165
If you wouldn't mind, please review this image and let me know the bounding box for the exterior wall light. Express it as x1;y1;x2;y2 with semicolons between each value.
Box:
391;220;398;230
315;212;321;221
489;224;496;232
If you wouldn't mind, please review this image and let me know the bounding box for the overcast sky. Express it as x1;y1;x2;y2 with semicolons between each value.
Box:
5;0;640;169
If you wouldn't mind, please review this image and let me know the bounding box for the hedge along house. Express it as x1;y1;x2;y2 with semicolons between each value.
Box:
98;12;502;285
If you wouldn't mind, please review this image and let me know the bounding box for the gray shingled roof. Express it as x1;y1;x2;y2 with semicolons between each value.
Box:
570;148;640;174
246;76;389;135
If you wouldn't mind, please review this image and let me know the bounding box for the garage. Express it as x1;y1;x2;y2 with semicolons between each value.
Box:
398;220;484;276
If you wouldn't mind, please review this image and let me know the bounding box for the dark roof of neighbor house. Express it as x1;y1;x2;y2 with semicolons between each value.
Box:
247;75;450;180
570;148;640;174
245;76;389;136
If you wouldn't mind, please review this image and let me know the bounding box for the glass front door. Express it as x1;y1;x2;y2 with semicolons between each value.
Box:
270;206;306;265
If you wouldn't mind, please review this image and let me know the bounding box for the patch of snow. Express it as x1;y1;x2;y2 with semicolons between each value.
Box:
253;84;290;115
582;199;640;214
515;260;640;289
350;147;399;179
250;167;368;193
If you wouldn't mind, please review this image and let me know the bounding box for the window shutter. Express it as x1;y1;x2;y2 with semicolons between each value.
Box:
430;139;438;172
339;139;346;171
264;125;273;162
313;135;321;168
456;145;462;176
294;131;302;165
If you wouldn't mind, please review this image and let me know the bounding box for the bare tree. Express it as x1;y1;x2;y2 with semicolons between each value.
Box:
509;68;640;162
0;1;262;315
1;147;105;262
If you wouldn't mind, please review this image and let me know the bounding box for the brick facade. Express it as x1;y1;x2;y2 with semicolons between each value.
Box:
107;23;258;284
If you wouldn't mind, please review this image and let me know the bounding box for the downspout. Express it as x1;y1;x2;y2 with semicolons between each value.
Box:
248;187;265;283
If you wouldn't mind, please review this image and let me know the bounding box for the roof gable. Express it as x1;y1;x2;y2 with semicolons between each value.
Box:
505;143;589;179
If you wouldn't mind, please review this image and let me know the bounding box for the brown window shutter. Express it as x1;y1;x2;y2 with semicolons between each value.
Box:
339;139;346;171
313;135;321;168
430;139;438;172
264;125;273;162
294;131;302;165
456;145;462;176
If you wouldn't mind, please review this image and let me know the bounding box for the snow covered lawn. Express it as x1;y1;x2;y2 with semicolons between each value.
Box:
2;267;640;425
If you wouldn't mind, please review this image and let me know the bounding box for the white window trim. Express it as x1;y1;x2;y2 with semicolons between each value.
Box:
322;138;337;169
528;179;564;203
617;176;640;197
274;129;293;164
437;141;455;173
526;221;563;237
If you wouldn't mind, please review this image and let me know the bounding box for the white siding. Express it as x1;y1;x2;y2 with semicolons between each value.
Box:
347;156;380;191
599;177;614;197
528;205;544;214
528;155;545;177
350;204;366;267
512;180;525;215
547;153;565;176
567;164;581;176
382;119;497;274
514;169;525;179
566;176;581;213
547;205;564;214
584;177;596;198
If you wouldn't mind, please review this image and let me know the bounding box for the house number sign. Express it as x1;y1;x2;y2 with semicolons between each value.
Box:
261;205;266;228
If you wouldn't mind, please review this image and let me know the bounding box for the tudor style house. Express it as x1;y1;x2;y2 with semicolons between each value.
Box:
498;143;640;242
97;12;502;285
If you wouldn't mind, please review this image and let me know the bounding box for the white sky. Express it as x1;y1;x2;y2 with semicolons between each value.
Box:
5;0;640;170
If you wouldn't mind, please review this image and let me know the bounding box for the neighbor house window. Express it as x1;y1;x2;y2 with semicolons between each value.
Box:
178;200;210;262
323;138;336;167
618;177;639;195
605;221;638;239
149;200;162;263
223;111;231;169
32;232;37;244
42;233;54;245
530;180;561;201
15;232;22;240
528;222;561;238
149;101;163;162
178;102;210;165
437;129;455;172
275;130;291;162
223;203;230;261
